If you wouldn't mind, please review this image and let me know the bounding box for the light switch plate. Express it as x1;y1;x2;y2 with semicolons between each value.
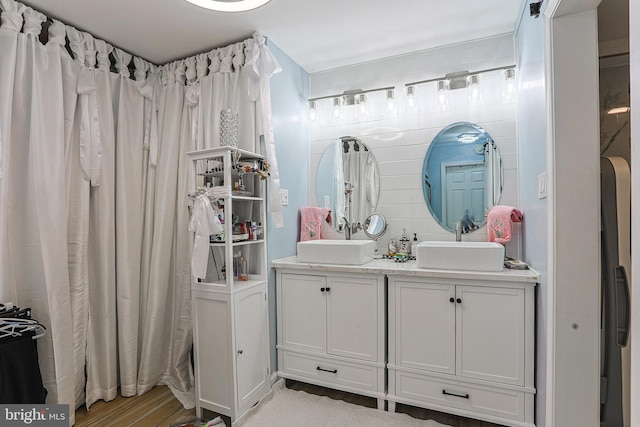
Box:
537;172;547;199
280;189;289;206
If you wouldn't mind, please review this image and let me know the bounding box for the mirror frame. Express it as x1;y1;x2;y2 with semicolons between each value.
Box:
315;136;381;235
422;122;502;233
363;213;387;240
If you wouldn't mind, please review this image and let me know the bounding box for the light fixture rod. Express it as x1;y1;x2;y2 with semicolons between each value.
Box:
404;64;516;87
309;86;395;102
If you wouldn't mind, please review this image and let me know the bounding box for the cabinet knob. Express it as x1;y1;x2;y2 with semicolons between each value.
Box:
321;287;326;292
237;349;243;355
456;298;462;304
449;297;455;303
325;287;331;292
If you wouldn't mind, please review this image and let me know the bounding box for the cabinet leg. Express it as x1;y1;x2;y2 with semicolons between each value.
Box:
377;398;384;410
387;400;396;413
196;405;202;419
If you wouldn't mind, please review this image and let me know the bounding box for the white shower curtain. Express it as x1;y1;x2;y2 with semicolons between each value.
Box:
0;1;282;422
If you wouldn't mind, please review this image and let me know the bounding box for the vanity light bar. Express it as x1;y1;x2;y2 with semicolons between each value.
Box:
404;64;516;88
308;86;396;103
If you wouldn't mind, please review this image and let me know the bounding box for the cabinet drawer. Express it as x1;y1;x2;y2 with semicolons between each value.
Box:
282;351;378;392
395;371;525;422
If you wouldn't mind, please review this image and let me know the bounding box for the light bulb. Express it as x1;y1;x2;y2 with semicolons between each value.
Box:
386;89;395;112
309;100;317;121
358;93;367;115
406;86;416;109
333;97;341;118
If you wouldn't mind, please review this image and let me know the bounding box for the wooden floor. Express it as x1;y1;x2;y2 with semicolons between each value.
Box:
75;381;505;427
74;386;197;427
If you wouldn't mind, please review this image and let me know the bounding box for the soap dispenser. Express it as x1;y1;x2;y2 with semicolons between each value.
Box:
399;229;410;255
411;233;418;257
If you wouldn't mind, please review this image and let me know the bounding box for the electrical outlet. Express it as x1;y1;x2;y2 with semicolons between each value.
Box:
537;172;547;199
280;189;289;206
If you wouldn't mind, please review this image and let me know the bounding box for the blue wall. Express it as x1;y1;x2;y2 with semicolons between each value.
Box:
515;7;548;425
265;40;309;374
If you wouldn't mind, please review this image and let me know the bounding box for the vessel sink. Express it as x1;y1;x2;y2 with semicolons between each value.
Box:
416;241;505;272
297;240;375;265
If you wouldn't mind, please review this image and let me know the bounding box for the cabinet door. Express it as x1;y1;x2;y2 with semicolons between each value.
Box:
280;273;327;353
234;285;268;409
326;275;378;361
456;285;525;385
396;280;455;374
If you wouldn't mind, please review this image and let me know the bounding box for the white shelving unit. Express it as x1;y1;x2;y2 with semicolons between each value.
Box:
187;147;270;424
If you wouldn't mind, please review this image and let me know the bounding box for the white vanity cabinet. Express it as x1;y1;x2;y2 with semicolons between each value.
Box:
275;269;386;408
388;275;536;427
188;147;270;424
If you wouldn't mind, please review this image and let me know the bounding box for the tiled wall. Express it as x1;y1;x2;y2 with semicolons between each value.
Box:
309;35;522;259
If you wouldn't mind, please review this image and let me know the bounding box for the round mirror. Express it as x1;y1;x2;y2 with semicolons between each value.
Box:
316;137;380;235
422;122;502;233
363;213;387;240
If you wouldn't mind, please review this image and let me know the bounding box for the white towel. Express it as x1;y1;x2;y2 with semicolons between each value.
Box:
189;195;223;279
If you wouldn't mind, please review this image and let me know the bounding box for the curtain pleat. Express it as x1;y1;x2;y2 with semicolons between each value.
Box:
0;0;282;416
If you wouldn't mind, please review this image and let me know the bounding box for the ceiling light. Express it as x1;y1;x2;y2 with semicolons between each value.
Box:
333;97;341;118
309;101;317;121
386;89;395;112
183;0;272;12
406;85;416;109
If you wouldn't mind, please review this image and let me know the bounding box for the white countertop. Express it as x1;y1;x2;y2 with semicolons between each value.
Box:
272;256;540;284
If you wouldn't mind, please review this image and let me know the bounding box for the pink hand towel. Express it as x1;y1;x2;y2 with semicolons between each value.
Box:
300;207;332;241
487;205;523;244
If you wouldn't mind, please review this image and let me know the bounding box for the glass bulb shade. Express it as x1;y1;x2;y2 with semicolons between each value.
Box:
183;0;272;12
308;100;317;121
406;86;415;97
437;80;449;92
333;97;341;118
358;94;368;115
504;68;516;81
467;74;480;87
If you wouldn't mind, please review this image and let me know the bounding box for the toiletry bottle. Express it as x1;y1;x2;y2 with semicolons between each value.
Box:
399;229;410;254
239;256;248;281
388;238;397;257
251;222;257;240
411;233;418;257
233;251;240;279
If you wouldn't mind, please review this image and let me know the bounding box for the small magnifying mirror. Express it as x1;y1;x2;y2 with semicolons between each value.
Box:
363;213;387;258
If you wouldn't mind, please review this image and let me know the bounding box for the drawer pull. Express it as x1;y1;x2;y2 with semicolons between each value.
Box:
320;287;326;292
442;389;469;399
316;366;338;374
449;297;455;303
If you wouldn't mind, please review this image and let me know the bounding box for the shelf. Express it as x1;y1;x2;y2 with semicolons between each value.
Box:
210;239;265;247
194;277;266;289
232;195;263;201
187;146;265;161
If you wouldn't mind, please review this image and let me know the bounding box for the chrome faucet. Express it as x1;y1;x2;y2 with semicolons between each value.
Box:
342;217;352;240
455;220;462;242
